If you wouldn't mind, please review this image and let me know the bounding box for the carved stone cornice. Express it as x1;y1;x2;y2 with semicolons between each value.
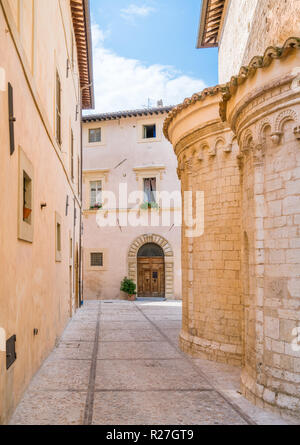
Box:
219;37;300;123
164;37;300;146
174;120;229;158
228;74;296;135
163;86;227;141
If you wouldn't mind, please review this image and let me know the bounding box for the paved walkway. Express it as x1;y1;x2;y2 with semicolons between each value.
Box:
10;300;290;425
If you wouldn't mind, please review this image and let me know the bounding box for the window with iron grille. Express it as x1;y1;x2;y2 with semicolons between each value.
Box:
91;252;103;267
56;71;62;145
89;128;101;143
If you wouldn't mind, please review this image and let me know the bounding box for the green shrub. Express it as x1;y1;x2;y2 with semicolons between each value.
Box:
120;277;136;295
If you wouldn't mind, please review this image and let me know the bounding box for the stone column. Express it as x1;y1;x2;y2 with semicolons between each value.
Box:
224;39;300;418
164;91;243;366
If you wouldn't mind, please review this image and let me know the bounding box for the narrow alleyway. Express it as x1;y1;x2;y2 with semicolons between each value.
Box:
10;301;289;425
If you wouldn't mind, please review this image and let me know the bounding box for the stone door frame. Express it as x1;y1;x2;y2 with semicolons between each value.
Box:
128;234;174;299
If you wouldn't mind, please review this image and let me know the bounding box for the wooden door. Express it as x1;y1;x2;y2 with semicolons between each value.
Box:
138;257;165;298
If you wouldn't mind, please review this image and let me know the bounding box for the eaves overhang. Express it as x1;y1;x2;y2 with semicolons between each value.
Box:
70;0;94;109
197;0;226;49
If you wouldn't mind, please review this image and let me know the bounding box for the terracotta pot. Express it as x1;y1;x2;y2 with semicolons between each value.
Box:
23;207;32;220
128;294;136;301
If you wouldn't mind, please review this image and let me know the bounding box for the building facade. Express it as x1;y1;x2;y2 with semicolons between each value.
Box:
82;107;182;300
165;0;300;420
0;0;93;424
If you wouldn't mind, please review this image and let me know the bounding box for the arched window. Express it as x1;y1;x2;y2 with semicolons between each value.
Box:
137;243;164;258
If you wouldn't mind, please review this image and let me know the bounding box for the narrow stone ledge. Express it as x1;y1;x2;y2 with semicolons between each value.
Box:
241;368;300;423
179;329;242;367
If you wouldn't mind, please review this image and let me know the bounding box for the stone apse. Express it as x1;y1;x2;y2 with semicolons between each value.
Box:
164;38;300;420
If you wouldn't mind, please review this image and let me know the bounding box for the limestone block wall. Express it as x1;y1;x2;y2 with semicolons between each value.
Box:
165;94;243;366
165;38;300;420
225;41;300;418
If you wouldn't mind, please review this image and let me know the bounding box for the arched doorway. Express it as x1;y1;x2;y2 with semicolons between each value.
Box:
128;234;174;299
137;243;165;298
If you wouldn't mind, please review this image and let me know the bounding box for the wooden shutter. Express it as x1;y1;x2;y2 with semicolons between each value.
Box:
8;83;16;155
71;130;74;180
56;72;62;145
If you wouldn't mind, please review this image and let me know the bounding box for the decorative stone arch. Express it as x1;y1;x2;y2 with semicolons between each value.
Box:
275;109;298;133
128;234;174;299
258;118;272;140
213;136;226;155
199;140;210;151
223;132;236;153
241;128;255;153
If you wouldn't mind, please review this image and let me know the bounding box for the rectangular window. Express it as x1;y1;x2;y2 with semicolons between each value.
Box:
89;128;101;143
85;248;107;271
143;124;156;139
18;147;34;243
55;212;62;262
90;252;103;267
90;180;102;208
91;252;103;267
57;223;61;252
70;129;74;181
23;171;32;224
77;156;80;197
143;178;156;203
56;71;62;145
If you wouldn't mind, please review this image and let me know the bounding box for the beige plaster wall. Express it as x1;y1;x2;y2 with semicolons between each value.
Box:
82;114;182;300
219;0;300;83
0;0;82;424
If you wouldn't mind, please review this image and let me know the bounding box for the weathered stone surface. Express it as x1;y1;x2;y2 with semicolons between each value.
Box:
165;34;300;420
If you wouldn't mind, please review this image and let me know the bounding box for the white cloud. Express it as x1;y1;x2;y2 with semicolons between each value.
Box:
87;24;207;114
121;4;156;20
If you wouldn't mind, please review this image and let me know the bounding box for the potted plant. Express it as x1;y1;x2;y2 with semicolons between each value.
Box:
140;201;159;210
23;207;32;220
120;277;137;301
90;203;102;210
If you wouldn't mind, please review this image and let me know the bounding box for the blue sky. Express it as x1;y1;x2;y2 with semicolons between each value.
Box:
89;0;218;113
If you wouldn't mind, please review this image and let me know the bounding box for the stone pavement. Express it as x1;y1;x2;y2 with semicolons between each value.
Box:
10;300;291;425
